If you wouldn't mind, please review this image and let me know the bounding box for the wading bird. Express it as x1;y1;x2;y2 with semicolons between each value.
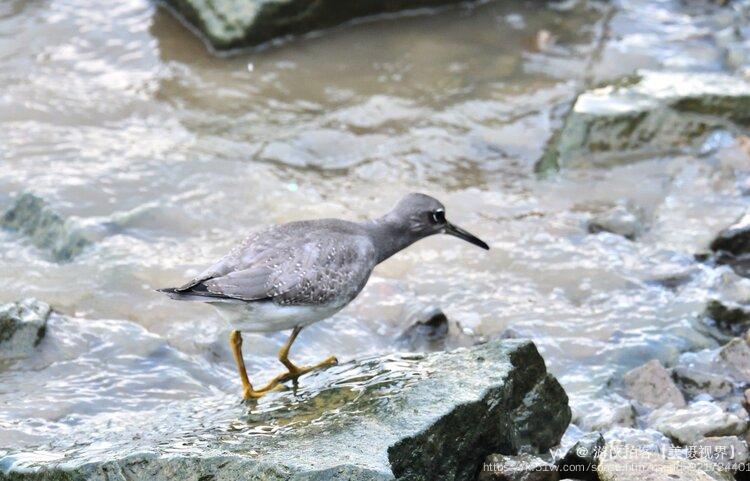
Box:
160;193;489;400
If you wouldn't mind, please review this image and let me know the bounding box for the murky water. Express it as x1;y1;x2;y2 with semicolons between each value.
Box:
1;0;749;459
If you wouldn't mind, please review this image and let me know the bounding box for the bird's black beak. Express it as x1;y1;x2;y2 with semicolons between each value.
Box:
445;222;489;250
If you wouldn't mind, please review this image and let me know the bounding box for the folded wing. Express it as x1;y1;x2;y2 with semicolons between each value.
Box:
175;225;376;306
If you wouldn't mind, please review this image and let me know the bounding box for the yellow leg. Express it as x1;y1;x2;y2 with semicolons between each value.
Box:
257;326;338;391
230;330;270;400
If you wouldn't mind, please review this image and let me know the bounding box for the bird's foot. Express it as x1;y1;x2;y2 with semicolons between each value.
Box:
242;385;271;401
274;355;340;385
248;356;339;397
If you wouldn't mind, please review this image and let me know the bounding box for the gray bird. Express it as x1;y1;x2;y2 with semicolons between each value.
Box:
159;193;489;400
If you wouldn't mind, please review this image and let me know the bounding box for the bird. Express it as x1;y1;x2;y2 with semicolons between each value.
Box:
159;193;489;400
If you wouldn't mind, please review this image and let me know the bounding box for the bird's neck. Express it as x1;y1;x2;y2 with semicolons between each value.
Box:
362;215;421;265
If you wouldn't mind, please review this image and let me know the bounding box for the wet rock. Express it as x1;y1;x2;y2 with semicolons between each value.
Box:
623;360;686;408
703;299;750;341
0;299;50;361
573;396;636;432
694;436;749;471
0;338;571;481
598;443;734;481
711;212;750;258
1;193;91;262
602;426;671;453
588;202;645;240
556;432;604;481
161;0;471;52
672;366;733;399
478;453;558;481
396;303;448;351
537;71;750;172
647;400;748;445
718;337;750;380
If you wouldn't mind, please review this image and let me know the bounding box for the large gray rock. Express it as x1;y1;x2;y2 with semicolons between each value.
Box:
1;193;91;262
537;71;750;172
0;338;571;481
598;444;733;481
0;299;50;361
160;0;471;52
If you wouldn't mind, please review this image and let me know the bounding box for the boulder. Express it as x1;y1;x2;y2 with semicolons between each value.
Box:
556;432;604;481
623;360;686;408
598;444;734;481
718;337;750;381
671;366;733;399
0;338;571;481
647;401;747;445
160;0;471;52
478;453;559;481
1;193;91;262
0;299;50;361
536;71;750;172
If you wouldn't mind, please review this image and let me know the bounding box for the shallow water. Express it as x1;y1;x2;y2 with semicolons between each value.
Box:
1;0;749;458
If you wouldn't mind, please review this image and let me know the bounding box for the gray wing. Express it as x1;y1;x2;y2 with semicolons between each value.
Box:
176;223;376;306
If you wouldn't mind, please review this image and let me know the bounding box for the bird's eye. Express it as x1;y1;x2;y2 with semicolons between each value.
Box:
432;209;446;224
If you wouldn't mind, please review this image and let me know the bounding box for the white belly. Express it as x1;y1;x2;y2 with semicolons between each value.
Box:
210;300;343;333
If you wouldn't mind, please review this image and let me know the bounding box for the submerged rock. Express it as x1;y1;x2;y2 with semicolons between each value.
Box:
711;213;750;278
718;337;750;380
588;202;645;240
598;444;733;481
478;453;558;481
602;426;671;453
671;366;733;399
623;359;686;408
573;395;636;432
0;338;571;481
396;303;449;351
0;299;50;361
160;0;471;52
711;212;750;258
1;193;91;262
647;400;747;445
537;71;750;172
703;299;750;340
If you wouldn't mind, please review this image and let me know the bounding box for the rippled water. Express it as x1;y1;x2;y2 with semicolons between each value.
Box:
1;0;750;458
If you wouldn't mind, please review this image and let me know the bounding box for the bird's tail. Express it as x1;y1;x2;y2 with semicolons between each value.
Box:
156;286;240;303
155;287;208;302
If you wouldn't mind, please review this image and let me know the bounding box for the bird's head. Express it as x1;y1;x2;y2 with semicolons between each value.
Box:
388;193;489;250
